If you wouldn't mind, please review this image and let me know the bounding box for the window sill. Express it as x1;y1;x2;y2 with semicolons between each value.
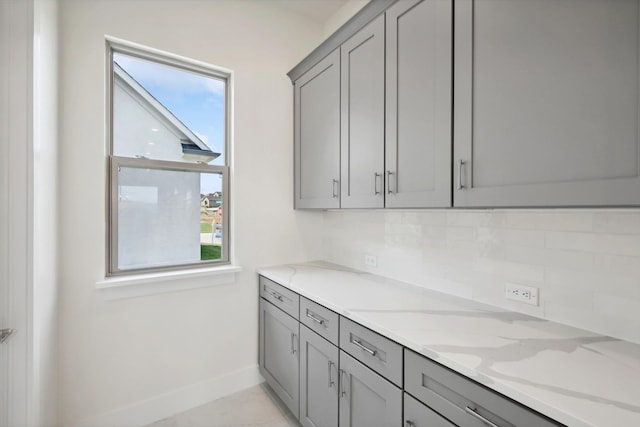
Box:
95;265;242;300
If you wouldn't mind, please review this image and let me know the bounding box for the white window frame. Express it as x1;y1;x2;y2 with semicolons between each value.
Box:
106;39;231;277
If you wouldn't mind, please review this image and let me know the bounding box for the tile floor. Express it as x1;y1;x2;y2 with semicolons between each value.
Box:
145;383;301;427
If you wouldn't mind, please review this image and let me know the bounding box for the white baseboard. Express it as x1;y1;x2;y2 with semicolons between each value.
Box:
75;365;263;427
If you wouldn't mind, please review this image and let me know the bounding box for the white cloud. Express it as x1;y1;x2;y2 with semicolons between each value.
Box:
114;53;225;96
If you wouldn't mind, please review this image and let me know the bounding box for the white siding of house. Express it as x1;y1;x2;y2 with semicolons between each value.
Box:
113;78;202;270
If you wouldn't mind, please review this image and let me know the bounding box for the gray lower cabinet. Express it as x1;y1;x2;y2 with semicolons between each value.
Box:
299;325;339;427
340;14;385;209
294;48;341;209
454;0;640;207
339;350;402;427
404;349;562;427
259;298;300;418
385;0;452;208
404;393;456;427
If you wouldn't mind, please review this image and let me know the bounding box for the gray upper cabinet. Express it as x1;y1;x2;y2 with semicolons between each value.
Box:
299;325;339;427
339;350;402;427
340;15;385;209
259;299;300;418
385;0;452;208
454;0;640;207
294;49;341;209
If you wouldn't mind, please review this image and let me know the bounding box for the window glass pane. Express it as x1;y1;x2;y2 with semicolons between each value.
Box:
112;52;226;166
117;166;223;270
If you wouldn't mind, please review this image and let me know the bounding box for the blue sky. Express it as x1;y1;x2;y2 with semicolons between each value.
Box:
114;52;225;194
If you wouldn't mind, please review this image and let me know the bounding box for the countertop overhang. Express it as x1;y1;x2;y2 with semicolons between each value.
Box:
257;261;640;427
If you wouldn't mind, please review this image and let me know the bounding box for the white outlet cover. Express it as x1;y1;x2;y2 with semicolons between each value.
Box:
505;282;539;306
364;254;377;267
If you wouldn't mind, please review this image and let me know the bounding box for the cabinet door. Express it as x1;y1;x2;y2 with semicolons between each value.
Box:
404;393;457;427
340;15;385;208
299;325;339;427
259;299;300;418
385;0;452;208
294;49;341;209
339;350;402;427
454;0;640;207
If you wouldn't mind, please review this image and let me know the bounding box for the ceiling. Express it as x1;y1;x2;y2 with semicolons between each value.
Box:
273;0;353;25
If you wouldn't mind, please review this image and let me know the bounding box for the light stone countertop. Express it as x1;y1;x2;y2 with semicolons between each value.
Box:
257;261;640;427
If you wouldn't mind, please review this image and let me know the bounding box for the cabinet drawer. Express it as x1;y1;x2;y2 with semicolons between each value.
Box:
404;392;456;427
405;349;563;427
259;276;299;320
300;297;339;345
339;317;402;387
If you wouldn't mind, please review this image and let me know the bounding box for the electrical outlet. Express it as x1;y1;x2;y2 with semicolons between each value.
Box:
505;283;539;306
364;254;377;267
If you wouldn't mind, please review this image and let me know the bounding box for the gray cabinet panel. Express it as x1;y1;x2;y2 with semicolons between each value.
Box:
260;275;300;320
299;325;339;427
404;349;562;427
294;49;341;209
340;15;385;209
404;393;456;427
454;0;640;207
259;299;299;418
339;351;402;427
340;317;403;387
300;297;339;346
385;0;452;208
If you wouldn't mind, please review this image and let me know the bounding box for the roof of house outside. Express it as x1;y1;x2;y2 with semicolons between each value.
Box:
114;62;221;161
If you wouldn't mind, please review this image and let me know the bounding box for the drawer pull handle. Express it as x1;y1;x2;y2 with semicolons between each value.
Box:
465;407;499;427
268;291;284;302
351;338;377;357
306;311;325;326
405;422;415;427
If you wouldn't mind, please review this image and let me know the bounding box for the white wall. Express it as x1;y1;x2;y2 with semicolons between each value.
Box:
58;1;324;425
322;0;369;38
33;1;60;425
322;209;640;345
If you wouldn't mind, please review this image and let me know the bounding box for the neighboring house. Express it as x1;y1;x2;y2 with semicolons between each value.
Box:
113;62;222;268
201;196;210;208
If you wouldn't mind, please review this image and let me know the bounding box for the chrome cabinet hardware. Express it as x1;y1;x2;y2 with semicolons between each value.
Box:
457;160;466;190
328;360;335;388
339;369;348;398
0;328;16;344
268;290;284;302
387;170;395;193
405;421;415;427
374;172;382;194
306;311;325;326
465;407;499;427
332;179;339;198
290;332;297;355
351;337;377;356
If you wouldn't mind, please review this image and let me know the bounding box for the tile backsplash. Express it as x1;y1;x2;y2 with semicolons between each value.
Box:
322;209;640;344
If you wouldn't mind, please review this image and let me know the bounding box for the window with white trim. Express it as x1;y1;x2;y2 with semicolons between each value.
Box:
107;42;230;276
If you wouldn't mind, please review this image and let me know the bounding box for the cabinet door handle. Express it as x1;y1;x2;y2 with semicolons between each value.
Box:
332;179;339;198
350;338;377;357
339;369;349;398
290;332;297;355
405;421;415;427
457;160;466;190
306;311;325;326
328;360;335;388
465;407;499;427
386;170;394;194
374;172;381;194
